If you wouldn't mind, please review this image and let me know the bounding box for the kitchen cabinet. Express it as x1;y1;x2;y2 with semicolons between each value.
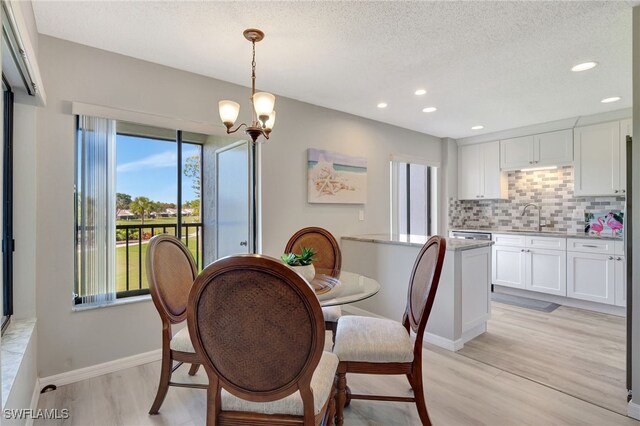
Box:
492;246;526;289
458;141;507;200
492;235;566;296
567;252;615;304
500;129;573;171
526;248;566;296
574;120;631;196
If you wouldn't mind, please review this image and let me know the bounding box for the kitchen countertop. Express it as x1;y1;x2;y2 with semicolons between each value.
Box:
342;234;493;251
450;228;623;241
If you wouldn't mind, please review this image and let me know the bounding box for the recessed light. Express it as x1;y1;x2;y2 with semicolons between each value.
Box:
377;102;388;109
571;62;598;72
415;89;427;96
422;107;437;113
471;125;484;130
601;96;621;103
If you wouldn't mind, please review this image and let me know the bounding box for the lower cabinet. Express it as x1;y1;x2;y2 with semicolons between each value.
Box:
615;255;626;307
492;245;566;295
526;248;566;296
492;246;525;289
567;252;615;305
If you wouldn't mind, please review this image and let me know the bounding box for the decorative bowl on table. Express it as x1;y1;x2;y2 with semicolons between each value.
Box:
310;274;341;296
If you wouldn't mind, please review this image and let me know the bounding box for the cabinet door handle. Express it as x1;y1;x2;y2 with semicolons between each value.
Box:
622;189;626;193
617;257;623;261
608;256;614;260
615;190;619;193
582;244;598;248
521;249;525;252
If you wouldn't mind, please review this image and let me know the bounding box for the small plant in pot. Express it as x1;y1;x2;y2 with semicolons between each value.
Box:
281;247;317;282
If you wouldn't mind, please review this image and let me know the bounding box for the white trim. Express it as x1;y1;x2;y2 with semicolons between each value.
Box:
494;286;627;317
461;322;487;344
389;154;441;168
39;349;162;388
341;305;385;318
424;331;464;351
628;400;640;420
71;102;225;136
24;378;40;426
456;108;632;146
72;294;152;312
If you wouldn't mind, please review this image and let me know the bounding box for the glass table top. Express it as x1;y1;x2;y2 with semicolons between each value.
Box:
311;271;381;307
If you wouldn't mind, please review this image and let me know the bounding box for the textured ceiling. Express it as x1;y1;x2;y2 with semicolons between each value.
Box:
32;1;634;139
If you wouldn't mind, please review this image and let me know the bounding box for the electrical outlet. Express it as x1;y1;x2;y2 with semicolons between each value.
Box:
359;210;365;221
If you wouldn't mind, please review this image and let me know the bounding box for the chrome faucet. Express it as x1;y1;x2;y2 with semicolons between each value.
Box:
521;203;543;232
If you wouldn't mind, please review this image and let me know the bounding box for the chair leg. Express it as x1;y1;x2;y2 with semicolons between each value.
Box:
149;355;172;415
188;363;200;376
335;369;347;426
409;372;432;426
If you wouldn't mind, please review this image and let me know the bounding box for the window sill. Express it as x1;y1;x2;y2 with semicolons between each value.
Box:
1;318;37;408
72;294;152;312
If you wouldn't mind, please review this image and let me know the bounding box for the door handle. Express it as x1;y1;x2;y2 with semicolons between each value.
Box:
240;241;248;247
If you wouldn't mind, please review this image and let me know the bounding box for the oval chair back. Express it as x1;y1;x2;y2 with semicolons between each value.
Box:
187;254;325;421
146;234;198;324
285;227;342;278
403;236;447;342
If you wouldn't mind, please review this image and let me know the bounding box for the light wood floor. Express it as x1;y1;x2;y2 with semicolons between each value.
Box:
459;302;628;415
36;304;638;426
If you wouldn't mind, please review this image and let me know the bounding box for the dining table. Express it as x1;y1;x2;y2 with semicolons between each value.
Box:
310;270;381;307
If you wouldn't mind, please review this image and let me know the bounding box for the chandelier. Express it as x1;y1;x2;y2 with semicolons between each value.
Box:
218;28;275;143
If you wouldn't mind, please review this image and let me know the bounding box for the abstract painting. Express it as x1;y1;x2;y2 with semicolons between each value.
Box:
307;148;367;204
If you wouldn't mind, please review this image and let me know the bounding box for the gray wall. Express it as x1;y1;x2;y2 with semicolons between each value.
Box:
34;35;443;377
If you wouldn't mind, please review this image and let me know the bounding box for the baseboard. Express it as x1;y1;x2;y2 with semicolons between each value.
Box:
39;349;162;388
341;305;386;319
25;378;40;426
494;286;627;317
424;332;464;351
628;400;640;420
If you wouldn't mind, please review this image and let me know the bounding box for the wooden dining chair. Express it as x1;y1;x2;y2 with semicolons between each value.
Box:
188;254;339;426
146;235;205;415
285;227;342;335
333;236;447;426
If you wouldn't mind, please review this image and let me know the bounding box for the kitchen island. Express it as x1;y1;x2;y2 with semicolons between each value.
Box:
341;234;493;351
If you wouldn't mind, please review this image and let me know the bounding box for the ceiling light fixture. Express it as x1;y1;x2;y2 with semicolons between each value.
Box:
218;28;275;143
601;96;621;104
415;89;427;96
422;107;437;113
471;125;484;130
571;62;598;72
377;102;388;109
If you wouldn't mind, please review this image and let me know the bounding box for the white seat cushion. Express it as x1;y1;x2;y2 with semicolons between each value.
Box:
170;326;195;353
322;305;342;322
333;316;414;363
221;351;339;416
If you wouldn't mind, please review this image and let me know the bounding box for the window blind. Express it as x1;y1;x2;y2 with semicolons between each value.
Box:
75;115;116;305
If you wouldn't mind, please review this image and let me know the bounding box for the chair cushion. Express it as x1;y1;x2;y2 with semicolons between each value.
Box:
170;326;195;353
333;316;414;363
221;351;339;416
322;305;342;322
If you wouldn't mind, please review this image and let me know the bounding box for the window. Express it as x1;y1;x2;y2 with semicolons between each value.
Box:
391;159;438;236
74;118;203;306
1;76;13;331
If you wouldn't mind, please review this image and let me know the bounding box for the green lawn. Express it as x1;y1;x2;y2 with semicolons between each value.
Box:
115;236;201;293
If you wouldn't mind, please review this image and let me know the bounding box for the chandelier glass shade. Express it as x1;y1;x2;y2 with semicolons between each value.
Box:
218;28;276;143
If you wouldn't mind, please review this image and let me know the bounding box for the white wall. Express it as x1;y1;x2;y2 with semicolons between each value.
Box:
34;35;443;377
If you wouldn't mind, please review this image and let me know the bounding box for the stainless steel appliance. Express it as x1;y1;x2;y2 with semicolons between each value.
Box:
627;134;633;400
449;230;492;241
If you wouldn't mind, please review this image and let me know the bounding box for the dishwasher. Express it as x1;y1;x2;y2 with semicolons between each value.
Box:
449;230;492;241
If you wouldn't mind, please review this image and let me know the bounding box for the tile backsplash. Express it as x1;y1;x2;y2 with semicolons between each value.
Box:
449;166;625;234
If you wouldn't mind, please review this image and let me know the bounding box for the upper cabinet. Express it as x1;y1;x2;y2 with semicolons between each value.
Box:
574;120;631;197
458;141;508;200
500;129;573;171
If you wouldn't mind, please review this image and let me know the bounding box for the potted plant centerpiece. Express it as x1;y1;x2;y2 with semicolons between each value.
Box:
281;247;317;282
